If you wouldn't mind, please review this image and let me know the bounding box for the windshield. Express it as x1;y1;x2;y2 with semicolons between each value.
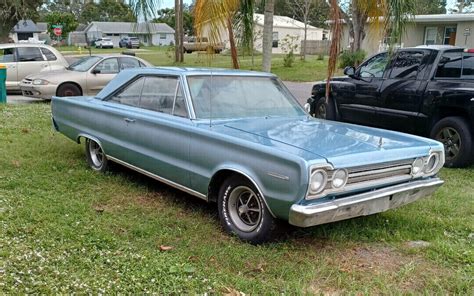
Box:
187;76;305;119
67;56;102;72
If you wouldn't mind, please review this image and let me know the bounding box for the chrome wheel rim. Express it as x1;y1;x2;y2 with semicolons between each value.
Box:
317;103;327;119
228;186;262;232
88;141;104;168
436;127;461;161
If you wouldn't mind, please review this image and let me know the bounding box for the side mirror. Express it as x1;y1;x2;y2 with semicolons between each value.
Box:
91;68;101;74
344;66;356;77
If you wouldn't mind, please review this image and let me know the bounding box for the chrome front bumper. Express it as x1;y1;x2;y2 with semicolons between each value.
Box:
289;178;444;227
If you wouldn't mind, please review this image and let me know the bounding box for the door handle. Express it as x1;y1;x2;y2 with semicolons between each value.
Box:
124;118;136;123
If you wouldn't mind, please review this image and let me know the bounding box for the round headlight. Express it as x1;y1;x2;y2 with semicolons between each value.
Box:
309;169;327;194
304;103;311;113
332;169;348;189
424;153;439;174
412;158;424;175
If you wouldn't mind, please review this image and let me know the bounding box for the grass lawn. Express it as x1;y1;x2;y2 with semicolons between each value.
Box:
57;45;332;82
1;103;472;294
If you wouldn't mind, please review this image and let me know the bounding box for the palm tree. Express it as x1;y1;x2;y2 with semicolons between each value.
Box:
261;0;274;72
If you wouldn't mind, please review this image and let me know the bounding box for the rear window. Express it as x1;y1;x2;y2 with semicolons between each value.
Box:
130;37;139;41
41;48;57;61
435;51;474;79
0;48;15;63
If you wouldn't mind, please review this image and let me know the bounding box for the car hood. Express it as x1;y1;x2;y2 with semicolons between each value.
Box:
26;69;86;83
213;117;441;168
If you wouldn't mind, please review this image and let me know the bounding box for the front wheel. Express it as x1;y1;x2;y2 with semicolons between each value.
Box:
430;116;473;168
314;97;336;120
218;175;277;244
57;83;81;97
85;139;109;172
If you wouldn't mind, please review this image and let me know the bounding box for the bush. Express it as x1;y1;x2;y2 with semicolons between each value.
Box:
317;54;324;60
338;50;366;68
283;50;295;67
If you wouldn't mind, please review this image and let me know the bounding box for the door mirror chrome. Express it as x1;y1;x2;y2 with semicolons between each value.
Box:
344;66;356;77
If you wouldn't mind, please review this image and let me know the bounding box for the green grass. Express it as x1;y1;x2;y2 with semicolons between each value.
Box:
56;45;332;82
1;104;473;294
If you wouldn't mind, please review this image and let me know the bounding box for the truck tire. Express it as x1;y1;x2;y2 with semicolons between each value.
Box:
430;116;473;168
314;97;336;120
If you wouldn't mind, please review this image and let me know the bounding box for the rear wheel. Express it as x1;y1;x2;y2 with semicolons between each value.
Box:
218;175;277;244
85;139;109;172
57;83;81;97
314;96;336;120
430;116;473;168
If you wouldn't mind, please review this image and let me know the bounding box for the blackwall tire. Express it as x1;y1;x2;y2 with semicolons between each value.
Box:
314;97;336;120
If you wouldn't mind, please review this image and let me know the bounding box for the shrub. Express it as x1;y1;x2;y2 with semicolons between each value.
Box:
338;50;366;68
283;50;295;67
317;54;324;60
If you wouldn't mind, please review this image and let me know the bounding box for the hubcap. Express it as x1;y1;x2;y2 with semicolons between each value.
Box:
436;127;461;161
317;104;327;119
88;140;104;168
228;186;262;232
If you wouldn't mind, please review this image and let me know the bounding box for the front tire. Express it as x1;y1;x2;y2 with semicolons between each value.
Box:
85;139;109;172
57;83;81;97
218;175;277;244
430;116;473;168
314;96;336;120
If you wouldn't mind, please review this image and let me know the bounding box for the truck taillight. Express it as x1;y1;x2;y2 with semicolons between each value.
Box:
464;49;474;53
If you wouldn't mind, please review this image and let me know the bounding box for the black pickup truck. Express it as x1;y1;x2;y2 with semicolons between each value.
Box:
307;45;474;168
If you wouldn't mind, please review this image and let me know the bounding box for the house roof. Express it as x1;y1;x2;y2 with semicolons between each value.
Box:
85;22;175;34
11;20;42;33
412;13;474;23
254;13;322;30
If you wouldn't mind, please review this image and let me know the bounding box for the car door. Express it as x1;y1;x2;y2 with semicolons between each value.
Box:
16;47;50;82
377;50;430;133
86;57;119;95
0;47;18;90
338;52;388;126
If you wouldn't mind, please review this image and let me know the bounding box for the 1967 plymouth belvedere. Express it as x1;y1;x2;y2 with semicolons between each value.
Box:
51;67;445;244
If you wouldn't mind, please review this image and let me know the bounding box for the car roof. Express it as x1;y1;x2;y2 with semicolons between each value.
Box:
0;43;56;49
413;45;464;51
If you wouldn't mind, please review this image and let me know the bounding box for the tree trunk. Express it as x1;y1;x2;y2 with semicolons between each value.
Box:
262;0;274;72
226;17;239;69
301;22;307;60
178;0;184;62
0;24;11;43
350;0;367;53
174;0;180;62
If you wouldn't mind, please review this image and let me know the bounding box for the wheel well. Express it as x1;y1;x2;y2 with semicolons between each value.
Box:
432;107;471;132
207;170;239;202
56;82;83;96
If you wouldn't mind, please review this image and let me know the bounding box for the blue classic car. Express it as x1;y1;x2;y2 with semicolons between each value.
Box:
51;67;445;244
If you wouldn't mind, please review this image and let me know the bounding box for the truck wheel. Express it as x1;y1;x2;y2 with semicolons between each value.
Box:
57;83;81;97
314;97;336;120
218;175;277;244
430;117;473;168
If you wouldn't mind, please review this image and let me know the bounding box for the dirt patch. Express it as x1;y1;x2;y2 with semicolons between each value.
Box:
335;245;408;273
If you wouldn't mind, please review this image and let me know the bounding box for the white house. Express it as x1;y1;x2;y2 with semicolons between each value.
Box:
84;22;175;47
9;20;45;43
202;14;328;54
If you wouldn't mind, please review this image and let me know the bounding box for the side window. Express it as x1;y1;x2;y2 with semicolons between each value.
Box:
94;58;119;74
389;51;425;79
120;57;140;70
109;77;145;107
17;47;44;62
41;48;57;61
0;48;15;63
358;53;388;78
462;53;474;78
140;76;187;117
435;51;462;78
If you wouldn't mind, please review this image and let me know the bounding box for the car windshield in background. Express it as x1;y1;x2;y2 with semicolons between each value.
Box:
187;76;305;119
67;56;102;72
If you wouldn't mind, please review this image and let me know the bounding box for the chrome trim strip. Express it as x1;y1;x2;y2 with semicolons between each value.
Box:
107;156;207;201
348;165;413;178
290;178;444;227
267;172;290;181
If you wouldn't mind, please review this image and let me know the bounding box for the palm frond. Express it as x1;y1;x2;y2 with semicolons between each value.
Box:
326;0;342;99
128;0;161;22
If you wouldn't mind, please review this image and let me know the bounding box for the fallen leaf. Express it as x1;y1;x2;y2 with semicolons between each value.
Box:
159;245;174;251
11;160;20;168
94;206;105;214
21;128;29;134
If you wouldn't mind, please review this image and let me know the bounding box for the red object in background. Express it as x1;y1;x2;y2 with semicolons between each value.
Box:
53;27;62;36
464;48;474;53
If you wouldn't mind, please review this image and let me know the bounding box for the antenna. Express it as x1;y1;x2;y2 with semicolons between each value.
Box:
209;70;213;128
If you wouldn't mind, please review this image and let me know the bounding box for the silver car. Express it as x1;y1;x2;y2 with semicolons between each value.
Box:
0;43;69;91
20;54;152;99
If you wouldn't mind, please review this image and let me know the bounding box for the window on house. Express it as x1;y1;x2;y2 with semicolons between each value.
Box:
444;26;457;45
160;34;166;39
424;27;438;45
272;32;278;48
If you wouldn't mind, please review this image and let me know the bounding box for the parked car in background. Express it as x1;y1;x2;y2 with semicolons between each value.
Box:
51;68;444;244
95;38;114;49
307;45;474;168
183;37;224;53
0;43;68;91
20;54;151;99
119;37;140;49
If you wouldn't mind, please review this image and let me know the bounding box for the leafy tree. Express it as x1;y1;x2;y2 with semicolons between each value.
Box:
414;0;446;14
450;0;473;13
81;0;137;23
44;12;78;39
0;0;42;42
154;6;194;35
39;0;84;21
